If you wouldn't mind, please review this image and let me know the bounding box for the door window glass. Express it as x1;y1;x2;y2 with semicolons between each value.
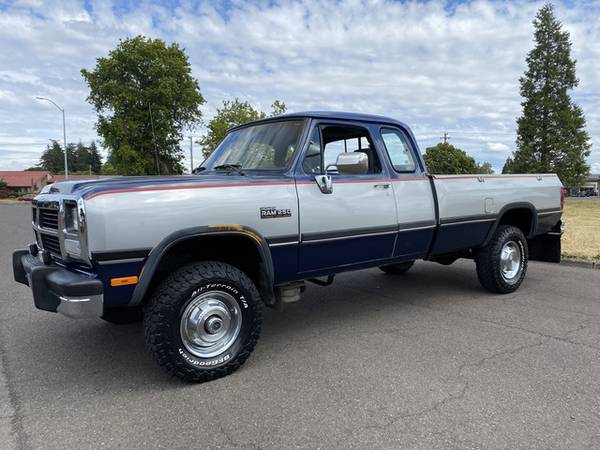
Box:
380;128;416;172
302;125;381;174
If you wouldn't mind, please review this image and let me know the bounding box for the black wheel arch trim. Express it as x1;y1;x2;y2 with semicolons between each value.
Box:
129;225;275;307
482;202;539;246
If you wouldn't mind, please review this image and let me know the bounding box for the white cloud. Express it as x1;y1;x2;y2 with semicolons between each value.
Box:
486;142;511;153
591;162;600;174
0;0;599;172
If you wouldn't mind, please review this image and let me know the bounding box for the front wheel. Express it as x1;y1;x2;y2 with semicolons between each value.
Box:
144;261;262;383
476;225;528;294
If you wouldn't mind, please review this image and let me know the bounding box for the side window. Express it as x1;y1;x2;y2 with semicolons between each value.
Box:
380;128;416;172
302;125;382;175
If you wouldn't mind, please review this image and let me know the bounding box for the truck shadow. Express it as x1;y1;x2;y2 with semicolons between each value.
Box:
22;261;485;392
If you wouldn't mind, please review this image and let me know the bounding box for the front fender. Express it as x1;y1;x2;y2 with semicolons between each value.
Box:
129;225;275;306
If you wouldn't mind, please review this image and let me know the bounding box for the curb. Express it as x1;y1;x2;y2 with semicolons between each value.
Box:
561;258;600;270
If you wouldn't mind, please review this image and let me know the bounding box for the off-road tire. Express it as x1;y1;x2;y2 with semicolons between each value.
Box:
476;225;528;294
101;306;143;324
379;261;415;275
143;261;263;383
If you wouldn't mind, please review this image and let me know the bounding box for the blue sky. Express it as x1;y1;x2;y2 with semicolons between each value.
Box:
0;0;599;174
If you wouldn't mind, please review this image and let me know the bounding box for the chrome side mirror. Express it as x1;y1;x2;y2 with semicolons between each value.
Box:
314;174;333;194
336;152;368;174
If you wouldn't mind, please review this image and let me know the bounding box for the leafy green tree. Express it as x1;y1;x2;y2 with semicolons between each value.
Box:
0;178;7;189
504;4;591;187
270;99;287;116
476;161;494;175
424;142;493;174
198;99;286;158
81;35;205;175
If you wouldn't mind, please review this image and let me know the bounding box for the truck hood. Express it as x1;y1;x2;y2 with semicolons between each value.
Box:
42;174;291;200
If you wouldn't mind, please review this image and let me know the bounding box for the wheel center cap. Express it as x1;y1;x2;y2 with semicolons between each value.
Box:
205;316;223;334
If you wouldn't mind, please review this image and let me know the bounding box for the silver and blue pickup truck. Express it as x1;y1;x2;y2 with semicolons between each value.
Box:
13;111;564;382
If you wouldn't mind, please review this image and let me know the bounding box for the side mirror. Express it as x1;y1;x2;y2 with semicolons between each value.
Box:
314;174;333;194
335;152;368;174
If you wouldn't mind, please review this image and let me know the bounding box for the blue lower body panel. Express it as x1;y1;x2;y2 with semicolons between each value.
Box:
431;221;494;255
94;260;145;307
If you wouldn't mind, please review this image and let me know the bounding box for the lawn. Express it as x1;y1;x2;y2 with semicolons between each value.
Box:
561;197;600;261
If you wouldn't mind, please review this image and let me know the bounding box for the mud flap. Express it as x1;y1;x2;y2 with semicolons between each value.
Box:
528;221;562;263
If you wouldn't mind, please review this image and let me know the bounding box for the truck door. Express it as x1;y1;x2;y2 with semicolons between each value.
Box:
295;122;398;274
377;126;437;259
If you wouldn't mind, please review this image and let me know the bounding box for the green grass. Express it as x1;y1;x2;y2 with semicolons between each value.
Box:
561;197;600;261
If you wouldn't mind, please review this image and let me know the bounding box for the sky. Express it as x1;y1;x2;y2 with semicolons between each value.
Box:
1;0;599;174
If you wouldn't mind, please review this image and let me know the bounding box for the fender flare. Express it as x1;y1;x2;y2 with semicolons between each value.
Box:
129;225;275;306
482;202;538;247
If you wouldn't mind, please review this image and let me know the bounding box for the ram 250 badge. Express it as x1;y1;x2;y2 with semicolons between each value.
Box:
13;111;564;382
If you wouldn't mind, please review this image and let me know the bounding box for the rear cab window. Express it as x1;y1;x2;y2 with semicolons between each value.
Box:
380;128;417;173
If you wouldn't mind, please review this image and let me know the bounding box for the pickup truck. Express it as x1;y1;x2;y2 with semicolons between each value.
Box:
13;111;564;382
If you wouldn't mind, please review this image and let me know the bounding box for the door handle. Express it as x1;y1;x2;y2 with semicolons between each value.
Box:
373;183;391;189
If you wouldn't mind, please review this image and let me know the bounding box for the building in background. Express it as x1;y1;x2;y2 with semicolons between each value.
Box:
0;171;51;195
578;174;600;196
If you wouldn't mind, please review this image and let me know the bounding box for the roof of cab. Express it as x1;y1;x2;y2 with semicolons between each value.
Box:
230;110;411;131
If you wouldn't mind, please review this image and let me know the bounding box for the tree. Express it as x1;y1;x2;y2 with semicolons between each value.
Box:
198;99;286;158
89;141;102;174
81;35;205;175
38;140;66;174
424;142;493;174
270;99;287;116
504;3;591;187
72;142;90;173
36;140;103;174
0;178;7;189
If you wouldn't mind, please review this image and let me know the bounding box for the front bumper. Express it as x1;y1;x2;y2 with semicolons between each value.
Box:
12;248;103;318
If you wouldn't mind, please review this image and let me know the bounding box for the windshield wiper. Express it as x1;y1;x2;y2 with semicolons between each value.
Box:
213;164;245;175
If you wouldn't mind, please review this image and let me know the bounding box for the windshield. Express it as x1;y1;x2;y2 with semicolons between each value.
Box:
201;120;305;172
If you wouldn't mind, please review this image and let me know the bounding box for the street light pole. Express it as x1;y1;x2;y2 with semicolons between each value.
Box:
36;96;68;180
189;136;194;173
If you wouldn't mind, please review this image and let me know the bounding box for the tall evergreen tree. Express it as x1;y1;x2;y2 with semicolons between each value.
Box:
89;141;103;174
39;140;66;174
505;3;591;187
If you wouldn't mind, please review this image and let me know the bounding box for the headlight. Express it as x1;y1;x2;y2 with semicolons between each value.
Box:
64;202;79;233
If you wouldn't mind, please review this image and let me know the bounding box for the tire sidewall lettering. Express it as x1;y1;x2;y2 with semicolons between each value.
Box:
175;280;253;370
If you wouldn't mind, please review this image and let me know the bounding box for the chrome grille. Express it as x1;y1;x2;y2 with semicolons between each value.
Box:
38;208;59;230
40;234;61;255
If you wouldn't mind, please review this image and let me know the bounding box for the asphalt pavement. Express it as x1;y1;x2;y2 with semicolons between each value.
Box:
1;203;599;449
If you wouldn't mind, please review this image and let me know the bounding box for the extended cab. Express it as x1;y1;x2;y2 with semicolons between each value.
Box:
13;112;564;382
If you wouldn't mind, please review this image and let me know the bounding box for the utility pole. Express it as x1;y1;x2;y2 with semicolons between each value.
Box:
36;96;68;179
440;132;450;144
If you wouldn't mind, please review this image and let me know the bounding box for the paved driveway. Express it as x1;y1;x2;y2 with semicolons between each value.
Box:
1;203;599;449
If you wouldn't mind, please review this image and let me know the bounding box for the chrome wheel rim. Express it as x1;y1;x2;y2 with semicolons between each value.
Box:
180;291;242;358
500;241;522;281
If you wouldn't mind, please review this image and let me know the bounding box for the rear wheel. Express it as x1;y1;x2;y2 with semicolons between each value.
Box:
476;225;528;294
379;261;415;275
144;261;262;383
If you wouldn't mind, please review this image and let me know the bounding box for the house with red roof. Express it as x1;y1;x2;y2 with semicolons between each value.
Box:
0;171;51;195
